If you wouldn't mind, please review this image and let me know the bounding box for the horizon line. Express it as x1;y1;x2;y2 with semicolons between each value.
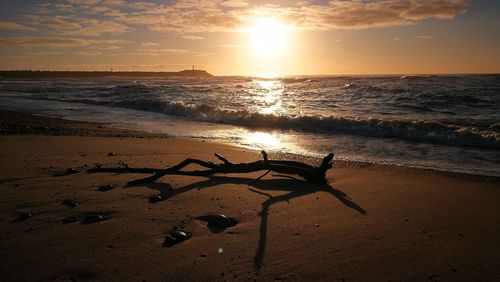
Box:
0;69;499;77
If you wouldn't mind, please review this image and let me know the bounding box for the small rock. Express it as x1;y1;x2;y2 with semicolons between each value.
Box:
98;184;116;192
315;224;320;227
164;230;191;245
107;152;115;156
18;212;32;221
149;194;166;203
14;184;22;188
65;168;79;175
81;214;105;224
62;199;79;208
208;214;237;228
62;216;81;224
54;168;79;177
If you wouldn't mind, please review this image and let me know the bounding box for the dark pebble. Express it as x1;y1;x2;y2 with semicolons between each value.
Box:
62;216;81;224
18;212;32;221
62;199;79;207
164;230;191;246
54;168;79;177
208;214;237;228
149;194;166;203
98;184;116;191
65;168;79;175
108;152;115;156
81;214;105;224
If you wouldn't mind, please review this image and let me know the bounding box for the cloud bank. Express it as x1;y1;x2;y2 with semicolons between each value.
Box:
0;0;469;57
12;0;469;34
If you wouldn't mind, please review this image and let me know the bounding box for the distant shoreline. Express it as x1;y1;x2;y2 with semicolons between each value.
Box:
0;71;498;79
0;69;213;79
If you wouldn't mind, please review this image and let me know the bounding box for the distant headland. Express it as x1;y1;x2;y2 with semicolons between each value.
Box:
0;69;213;79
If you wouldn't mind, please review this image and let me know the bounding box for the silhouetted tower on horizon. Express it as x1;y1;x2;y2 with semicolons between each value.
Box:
192;65;194;70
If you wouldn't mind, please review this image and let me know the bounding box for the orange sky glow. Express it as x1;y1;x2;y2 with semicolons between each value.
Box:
0;0;499;76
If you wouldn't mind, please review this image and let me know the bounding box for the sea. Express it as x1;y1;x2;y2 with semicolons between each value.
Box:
0;74;499;177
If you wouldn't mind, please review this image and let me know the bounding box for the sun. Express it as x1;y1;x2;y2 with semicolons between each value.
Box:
249;18;289;56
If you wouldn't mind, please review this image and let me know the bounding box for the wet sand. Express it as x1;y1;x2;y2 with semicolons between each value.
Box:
1;110;500;281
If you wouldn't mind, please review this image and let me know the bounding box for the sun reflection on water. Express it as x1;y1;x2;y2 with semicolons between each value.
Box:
251;79;285;115
245;131;281;148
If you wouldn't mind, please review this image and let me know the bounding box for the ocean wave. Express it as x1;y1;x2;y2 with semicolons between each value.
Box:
101;98;499;149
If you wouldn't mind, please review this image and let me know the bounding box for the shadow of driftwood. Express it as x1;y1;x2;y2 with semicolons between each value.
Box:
126;176;366;269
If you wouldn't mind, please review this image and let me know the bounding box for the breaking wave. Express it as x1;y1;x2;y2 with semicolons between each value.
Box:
89;98;499;149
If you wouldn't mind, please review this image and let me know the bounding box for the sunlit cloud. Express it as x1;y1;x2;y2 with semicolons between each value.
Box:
27;51;65;56
414;35;433;39
0;37;127;48
220;44;246;48
0;21;36;31
220;0;250;8
160;48;190;54
127;51;159;56
11;0;469;36
180;35;204;40
0;37;89;47
261;0;469;30
141;42;159;47
76;50;103;56
89;45;123;50
194;52;213;57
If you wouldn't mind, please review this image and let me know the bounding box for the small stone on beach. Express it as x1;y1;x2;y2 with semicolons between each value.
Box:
107;152;115;156
17;212;32;221
149;194;166;203
81;214;105;224
62;216;81;224
207;214;237;228
62;199;79;207
54;168;79;177
164;230;191;245
98;184;116;191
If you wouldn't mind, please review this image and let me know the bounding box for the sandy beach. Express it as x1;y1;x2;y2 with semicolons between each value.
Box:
1;110;500;281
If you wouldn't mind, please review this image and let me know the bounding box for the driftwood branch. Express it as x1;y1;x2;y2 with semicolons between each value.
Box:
87;151;334;185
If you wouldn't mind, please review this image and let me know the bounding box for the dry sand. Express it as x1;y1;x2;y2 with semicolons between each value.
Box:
1;110;500;281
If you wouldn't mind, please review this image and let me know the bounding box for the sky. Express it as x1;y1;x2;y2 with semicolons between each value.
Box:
0;0;499;76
